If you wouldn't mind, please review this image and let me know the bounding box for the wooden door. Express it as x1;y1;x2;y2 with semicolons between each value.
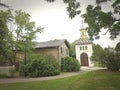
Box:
80;53;89;66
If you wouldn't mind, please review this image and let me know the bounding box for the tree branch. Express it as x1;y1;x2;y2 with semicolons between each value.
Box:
0;3;9;8
101;29;109;35
114;18;120;21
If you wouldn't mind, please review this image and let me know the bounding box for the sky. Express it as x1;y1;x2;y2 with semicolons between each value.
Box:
2;0;120;48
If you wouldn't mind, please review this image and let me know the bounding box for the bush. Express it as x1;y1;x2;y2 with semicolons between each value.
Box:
8;66;15;78
19;55;60;77
92;46;120;71
106;53;120;71
0;73;8;78
61;56;80;72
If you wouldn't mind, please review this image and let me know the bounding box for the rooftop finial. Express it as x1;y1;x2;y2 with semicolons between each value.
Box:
82;19;84;29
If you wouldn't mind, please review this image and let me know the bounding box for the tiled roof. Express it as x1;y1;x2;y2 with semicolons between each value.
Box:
75;38;92;45
35;39;69;49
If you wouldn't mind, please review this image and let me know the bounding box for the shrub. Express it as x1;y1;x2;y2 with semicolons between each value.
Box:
8;67;15;78
106;53;120;71
0;73;8;78
92;46;120;71
19;55;60;77
61;56;80;72
0;66;16;78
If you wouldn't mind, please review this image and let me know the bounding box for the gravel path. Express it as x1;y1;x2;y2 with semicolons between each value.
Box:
0;67;105;84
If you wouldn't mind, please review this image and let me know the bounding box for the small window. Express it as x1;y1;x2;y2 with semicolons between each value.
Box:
61;48;63;54
80;46;81;50
85;46;87;50
66;49;69;55
83;46;84;50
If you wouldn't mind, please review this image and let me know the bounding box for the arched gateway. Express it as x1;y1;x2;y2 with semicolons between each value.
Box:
80;53;88;66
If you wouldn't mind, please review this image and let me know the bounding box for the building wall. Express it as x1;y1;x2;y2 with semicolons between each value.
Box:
15;42;69;64
58;42;69;64
34;47;59;62
34;42;69;64
76;44;93;66
15;51;24;61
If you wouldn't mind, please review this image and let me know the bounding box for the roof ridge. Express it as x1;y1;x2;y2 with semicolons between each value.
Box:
34;39;69;49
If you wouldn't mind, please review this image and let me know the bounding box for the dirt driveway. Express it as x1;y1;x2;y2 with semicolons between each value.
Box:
0;67;105;84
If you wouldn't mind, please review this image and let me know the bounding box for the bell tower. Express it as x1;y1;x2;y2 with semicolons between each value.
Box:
80;19;87;39
75;20;94;66
80;28;87;39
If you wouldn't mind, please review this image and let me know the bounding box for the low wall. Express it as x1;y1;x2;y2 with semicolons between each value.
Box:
0;66;14;74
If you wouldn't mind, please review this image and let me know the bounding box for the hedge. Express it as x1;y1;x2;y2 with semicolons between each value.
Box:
61;56;80;72
19;55;60;77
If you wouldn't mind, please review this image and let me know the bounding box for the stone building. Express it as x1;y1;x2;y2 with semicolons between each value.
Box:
34;39;70;64
75;28;94;66
15;39;69;65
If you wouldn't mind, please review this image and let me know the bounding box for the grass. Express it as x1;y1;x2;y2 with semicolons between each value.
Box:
0;70;120;90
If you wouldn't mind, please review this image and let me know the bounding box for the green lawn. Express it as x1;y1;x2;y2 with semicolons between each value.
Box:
0;70;120;90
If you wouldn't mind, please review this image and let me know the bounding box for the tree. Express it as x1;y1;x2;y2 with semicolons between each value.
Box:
0;10;43;65
0;2;9;9
115;42;120;53
69;42;76;58
12;10;43;64
91;44;120;71
46;0;81;19
91;44;105;64
46;0;120;40
82;0;120;40
0;10;13;65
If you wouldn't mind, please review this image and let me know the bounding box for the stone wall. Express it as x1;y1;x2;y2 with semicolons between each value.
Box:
34;47;59;62
0;66;14;74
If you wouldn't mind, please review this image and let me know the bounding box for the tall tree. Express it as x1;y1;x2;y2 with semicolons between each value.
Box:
0;0;10;9
69;42;76;58
46;0;120;40
46;0;81;19
82;0;120;40
0;10;43;65
0;10;13;65
115;42;120;53
91;44;105;63
91;44;120;71
12;10;43;63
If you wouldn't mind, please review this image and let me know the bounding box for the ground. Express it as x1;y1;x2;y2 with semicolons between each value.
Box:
0;67;104;84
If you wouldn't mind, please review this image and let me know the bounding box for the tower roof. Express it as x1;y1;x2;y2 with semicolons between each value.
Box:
75;38;92;45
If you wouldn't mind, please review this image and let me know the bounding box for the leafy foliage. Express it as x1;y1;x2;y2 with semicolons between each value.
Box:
46;0;120;40
45;0;55;2
91;44;120;71
69;42;76;58
0;10;13;65
115;42;120;53
105;53;120;71
46;0;81;18
0;2;10;9
19;55;60;77
91;44;104;63
61;56;80;72
8;67;16;78
63;0;81;18
0;10;43;65
12;10;43;63
82;0;120;40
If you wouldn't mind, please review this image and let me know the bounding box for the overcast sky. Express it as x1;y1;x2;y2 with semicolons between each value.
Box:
2;0;120;48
